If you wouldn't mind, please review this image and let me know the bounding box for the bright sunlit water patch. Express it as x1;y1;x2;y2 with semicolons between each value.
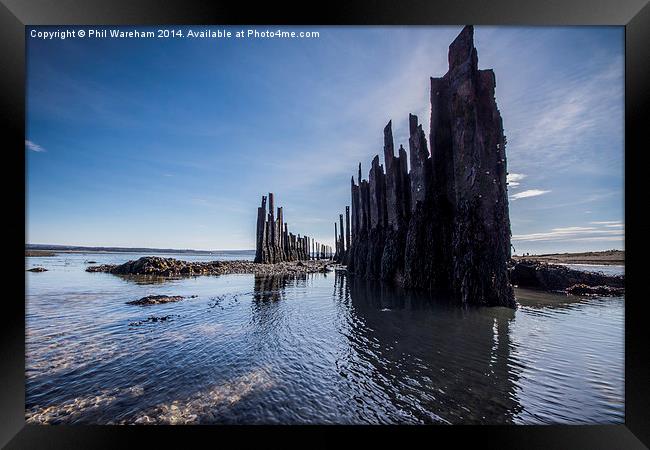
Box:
559;264;624;277
25;252;624;424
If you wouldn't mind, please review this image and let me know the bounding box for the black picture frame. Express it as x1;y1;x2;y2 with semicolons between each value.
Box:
3;0;647;447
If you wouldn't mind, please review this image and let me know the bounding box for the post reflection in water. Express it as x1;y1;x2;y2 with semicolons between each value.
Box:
252;273;315;302
332;271;522;424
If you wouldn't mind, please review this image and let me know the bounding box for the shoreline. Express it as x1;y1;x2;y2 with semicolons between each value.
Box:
511;250;624;266
25;249;246;257
28;248;625;266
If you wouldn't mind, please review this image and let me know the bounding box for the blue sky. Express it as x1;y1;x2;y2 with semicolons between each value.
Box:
26;26;624;253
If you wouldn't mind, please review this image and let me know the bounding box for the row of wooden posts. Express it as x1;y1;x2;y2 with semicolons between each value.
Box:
333;206;351;263
254;193;334;263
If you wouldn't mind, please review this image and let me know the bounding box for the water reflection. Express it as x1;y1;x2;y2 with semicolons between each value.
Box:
115;274;185;285
337;272;522;423
252;274;303;302
515;287;592;310
26;254;624;424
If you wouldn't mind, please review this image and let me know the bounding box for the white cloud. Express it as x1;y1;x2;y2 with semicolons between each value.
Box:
507;173;526;182
503;55;623;174
513;222;624;242
506;173;526;187
510;189;550;200
25;140;46;152
572;236;624;242
552;226;596;232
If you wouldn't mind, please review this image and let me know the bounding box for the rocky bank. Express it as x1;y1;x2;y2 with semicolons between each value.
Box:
86;256;332;277
510;259;624;296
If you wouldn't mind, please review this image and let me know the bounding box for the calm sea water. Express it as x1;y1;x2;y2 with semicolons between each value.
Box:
25;252;624;424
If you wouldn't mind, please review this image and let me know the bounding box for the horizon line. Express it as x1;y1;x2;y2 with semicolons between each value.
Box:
26;243;256;253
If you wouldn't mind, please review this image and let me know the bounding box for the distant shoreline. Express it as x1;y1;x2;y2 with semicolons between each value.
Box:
512;250;624;266
26;246;624;266
25;245;253;257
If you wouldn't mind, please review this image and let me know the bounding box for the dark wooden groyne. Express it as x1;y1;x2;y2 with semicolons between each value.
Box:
254;193;332;263
332;208;352;264
341;26;515;307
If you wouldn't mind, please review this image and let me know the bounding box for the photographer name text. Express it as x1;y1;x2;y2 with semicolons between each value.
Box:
29;28;320;40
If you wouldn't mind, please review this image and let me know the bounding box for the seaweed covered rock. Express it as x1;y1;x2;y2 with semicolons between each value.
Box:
126;295;186;306
565;284;625;297
511;260;624;291
87;256;221;276
86;256;331;277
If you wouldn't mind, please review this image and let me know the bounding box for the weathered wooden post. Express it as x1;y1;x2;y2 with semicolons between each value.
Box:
334;222;338;260
345;206;350;252
297;234;301;260
254;195;267;263
277;207;284;261
339;213;344;262
345;26;515;307
358;164;367;233
265;217;272;263
268;193;276;263
282;222;289;261
351;177;358;245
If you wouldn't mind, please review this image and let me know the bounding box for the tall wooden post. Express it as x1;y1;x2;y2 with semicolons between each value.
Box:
339;213;344;261
276;206;285;261
254;195;267;263
268;193;275;262
345;206;351;252
334;222;338;260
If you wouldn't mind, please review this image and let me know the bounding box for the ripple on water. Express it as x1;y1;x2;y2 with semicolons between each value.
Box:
25;254;624;424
